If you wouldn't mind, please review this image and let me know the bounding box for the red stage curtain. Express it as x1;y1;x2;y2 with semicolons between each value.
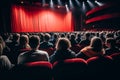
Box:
11;5;73;32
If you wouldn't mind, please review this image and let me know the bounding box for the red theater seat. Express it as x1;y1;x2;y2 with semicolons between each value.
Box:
110;53;120;79
53;58;87;80
87;56;113;80
11;61;52;80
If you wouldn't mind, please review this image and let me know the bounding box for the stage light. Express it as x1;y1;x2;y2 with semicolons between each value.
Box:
69;0;74;9
87;0;95;8
82;2;86;12
21;1;24;4
95;0;104;6
75;0;81;7
58;0;62;6
42;0;45;4
50;0;54;8
65;4;70;12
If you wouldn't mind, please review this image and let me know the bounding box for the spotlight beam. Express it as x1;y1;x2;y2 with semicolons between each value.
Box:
75;0;81;6
87;0;94;8
69;0;74;9
58;0;62;6
65;4;70;12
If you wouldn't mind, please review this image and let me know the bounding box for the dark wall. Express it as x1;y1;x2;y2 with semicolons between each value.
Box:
0;0;11;33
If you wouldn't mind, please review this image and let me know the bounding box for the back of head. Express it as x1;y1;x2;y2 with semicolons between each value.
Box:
56;38;71;50
106;38;116;47
20;35;29;45
29;35;40;49
85;33;90;39
90;37;103;52
12;33;20;41
44;33;51;42
70;34;76;40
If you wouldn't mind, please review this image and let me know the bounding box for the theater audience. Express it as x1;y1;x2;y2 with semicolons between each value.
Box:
50;38;76;64
0;36;10;60
16;35;31;51
11;35;31;64
76;37;105;60
8;33;20;50
70;34;78;46
105;38;120;55
79;32;91;50
40;33;53;49
0;44;13;71
17;35;49;64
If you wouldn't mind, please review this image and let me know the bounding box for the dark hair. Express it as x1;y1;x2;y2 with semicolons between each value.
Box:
106;38;116;46
44;33;51;41
29;35;40;49
12;33;20;41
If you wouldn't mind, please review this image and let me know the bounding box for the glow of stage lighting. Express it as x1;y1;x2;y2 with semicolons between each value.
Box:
82;2;86;12
57;5;60;8
50;0;54;8
58;0;62;6
95;0;104;6
42;0;45;4
65;4;70;12
69;0;74;9
21;1;24;4
75;0;81;6
87;0;94;8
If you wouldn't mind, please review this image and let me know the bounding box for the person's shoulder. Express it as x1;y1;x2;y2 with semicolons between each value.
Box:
0;55;8;59
19;51;29;57
36;50;48;55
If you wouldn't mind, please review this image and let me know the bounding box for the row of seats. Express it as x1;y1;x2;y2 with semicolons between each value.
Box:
2;53;120;80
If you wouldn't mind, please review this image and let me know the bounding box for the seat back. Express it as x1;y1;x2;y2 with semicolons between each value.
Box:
53;58;87;80
87;56;113;80
11;61;52;80
111;53;120;79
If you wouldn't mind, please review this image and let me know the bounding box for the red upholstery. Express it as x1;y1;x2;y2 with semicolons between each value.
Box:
53;58;87;80
11;61;52;80
110;53;120;79
26;61;52;68
87;56;113;80
110;53;120;59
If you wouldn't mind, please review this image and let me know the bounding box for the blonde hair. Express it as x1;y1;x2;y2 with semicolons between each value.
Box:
56;38;71;50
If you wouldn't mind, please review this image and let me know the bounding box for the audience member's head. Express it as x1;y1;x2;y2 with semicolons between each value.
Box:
90;37;103;52
106;33;114;38
85;32;91;39
56;38;71;50
19;35;30;48
106;38;116;48
44;33;51;42
70;34;76;40
12;33;20;42
29;35;40;49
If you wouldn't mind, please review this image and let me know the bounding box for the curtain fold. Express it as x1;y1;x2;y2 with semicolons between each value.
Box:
11;5;73;32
